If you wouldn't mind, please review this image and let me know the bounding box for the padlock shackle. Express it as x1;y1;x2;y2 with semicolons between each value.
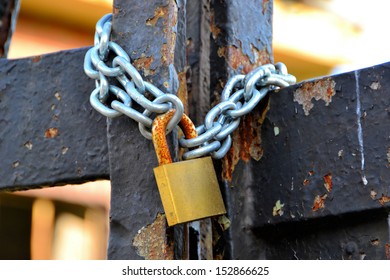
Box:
152;109;198;166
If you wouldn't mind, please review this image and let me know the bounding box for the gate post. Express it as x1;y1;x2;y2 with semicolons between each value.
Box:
107;0;187;259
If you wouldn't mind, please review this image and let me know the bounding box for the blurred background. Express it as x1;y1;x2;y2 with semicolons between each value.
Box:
1;0;390;259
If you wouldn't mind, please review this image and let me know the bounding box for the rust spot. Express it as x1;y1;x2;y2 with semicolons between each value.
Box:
210;9;221;39
371;239;380;246
323;173;332;192
133;213;174;260
150;1;177;66
44;128;58;139
217;44;270;74
133;55;155;76
177;70;188;114
31;55;42;63
386;244;390;260
146;6;167;26
303;179;310;186
219;42;271;181
294;78;336;116
378;194;390;206
312;194;328;212
308;170;315;176
222;99;269;181
262;0;270;15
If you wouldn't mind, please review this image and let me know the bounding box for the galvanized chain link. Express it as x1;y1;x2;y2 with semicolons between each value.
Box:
84;14;296;160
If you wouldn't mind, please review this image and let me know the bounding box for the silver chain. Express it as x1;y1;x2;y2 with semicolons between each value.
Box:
84;14;296;160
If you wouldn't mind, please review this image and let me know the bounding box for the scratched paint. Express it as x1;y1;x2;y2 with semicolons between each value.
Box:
354;71;368;186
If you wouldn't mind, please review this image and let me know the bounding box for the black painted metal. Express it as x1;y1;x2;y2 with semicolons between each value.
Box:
207;0;273;260
0;0;388;260
230;63;390;259
0;0;19;57
0;49;109;191
107;0;186;259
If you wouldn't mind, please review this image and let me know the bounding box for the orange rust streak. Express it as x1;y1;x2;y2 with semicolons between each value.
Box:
179;113;198;140
323;173;333;192
378;194;390;206
152;110;198;166
386;244;390;260
44;128;58;138
152;110;175;166
312;194;328;212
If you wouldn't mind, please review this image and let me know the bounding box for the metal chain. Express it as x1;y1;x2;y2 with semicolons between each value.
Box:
84;14;297;160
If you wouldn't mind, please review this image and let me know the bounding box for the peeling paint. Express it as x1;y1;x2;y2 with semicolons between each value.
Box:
272;200;284;216
222;105;268;181
54;92;61;101
132;213;174;260
378;194;390;206
370;190;377;200
218;215;231;231
293;78;336;116
323;173;332;192
312;194;328;212
217;44;270;74
133;55;155;76
370;81;380;90
146;6;168;26
24;141;33;150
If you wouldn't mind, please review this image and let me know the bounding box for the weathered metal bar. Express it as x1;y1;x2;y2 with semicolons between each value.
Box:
252;63;390;226
107;0;187;259
200;0;274;259
0;0;20;57
251;62;390;222
0;48;110;191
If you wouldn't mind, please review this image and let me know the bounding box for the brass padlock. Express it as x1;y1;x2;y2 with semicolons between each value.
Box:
152;109;226;226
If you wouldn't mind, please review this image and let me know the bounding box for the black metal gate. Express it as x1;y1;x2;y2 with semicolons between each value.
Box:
1;0;389;260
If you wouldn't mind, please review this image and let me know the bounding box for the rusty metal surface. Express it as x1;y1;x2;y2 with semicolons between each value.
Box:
203;0;273;259
0;0;19;57
0;48;109;191
107;0;187;259
229;62;390;259
251;63;390;227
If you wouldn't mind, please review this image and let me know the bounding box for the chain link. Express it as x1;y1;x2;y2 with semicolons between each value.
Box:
84;14;296;160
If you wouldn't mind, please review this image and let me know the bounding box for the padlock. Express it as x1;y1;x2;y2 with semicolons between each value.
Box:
152;109;226;226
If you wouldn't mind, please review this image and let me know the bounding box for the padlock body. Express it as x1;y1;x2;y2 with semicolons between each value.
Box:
154;156;226;226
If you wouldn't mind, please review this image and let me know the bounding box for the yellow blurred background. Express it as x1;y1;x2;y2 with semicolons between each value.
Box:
2;0;390;259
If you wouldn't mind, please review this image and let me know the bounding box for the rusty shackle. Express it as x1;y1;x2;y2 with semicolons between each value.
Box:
152;109;198;165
